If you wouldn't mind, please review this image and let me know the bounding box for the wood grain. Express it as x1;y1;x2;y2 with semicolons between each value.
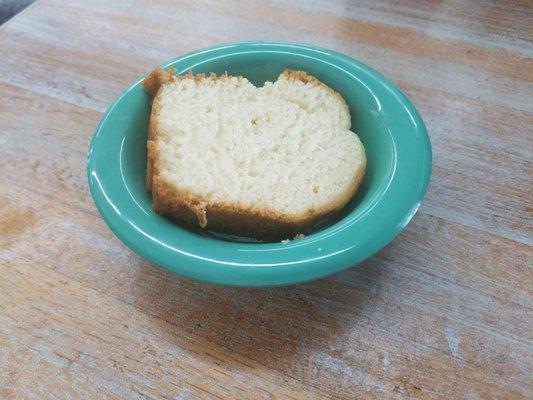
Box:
0;0;532;398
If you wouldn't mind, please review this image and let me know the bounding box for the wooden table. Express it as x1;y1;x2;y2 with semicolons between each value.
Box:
1;1;531;398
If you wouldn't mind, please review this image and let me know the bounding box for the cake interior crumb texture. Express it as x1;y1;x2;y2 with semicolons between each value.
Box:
145;69;366;239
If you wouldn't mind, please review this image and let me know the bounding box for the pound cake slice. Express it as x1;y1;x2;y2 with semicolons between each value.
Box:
143;68;366;240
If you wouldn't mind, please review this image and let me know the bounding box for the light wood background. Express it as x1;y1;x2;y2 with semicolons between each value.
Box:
1;0;532;398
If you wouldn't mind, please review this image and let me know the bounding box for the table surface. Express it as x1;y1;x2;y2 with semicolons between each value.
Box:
1;0;532;398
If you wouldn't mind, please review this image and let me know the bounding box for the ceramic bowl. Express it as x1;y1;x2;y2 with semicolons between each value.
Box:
87;41;431;287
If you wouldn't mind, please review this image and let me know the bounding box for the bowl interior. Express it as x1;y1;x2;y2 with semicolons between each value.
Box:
119;51;395;242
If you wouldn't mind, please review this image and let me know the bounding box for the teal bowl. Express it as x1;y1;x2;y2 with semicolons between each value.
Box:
87;41;431;287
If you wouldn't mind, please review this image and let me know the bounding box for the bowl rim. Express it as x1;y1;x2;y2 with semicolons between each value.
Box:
87;41;432;287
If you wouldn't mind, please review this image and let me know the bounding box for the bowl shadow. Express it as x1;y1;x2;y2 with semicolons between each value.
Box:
127;256;388;373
